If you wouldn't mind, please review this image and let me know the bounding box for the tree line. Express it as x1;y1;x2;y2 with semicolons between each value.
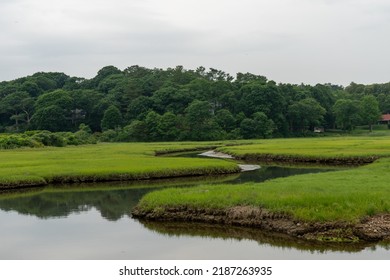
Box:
0;65;386;141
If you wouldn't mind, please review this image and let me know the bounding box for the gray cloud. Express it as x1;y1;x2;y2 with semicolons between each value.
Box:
0;0;390;85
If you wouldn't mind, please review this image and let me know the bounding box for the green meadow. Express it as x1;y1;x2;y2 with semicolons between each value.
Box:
217;136;390;159
137;136;390;223
0;142;239;188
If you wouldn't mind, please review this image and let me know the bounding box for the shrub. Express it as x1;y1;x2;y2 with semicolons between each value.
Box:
74;130;96;144
99;129;118;142
0;129;97;150
0;134;38;149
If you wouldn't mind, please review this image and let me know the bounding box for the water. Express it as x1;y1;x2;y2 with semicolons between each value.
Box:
0;165;389;259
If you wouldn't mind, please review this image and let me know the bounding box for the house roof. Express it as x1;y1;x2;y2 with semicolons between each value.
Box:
381;114;390;121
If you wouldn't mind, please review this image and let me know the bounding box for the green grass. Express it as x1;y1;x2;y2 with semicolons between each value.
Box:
4;136;390;223
137;136;390;223
0;142;240;188
0;173;240;200
217;137;390;159
137;158;390;222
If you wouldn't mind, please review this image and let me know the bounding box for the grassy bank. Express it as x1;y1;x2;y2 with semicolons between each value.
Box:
136;158;390;222
4;137;390;224
216;137;390;164
136;137;390;224
0;142;240;188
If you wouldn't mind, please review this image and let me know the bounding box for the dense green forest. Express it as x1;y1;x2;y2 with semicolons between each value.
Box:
0;65;388;142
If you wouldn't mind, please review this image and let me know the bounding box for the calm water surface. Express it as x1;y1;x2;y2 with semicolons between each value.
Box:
0;165;389;259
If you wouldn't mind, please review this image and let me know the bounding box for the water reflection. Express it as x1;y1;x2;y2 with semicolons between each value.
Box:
0;187;140;221
0;166;334;220
228;165;337;184
139;220;373;253
0;175;239;221
2;164;386;259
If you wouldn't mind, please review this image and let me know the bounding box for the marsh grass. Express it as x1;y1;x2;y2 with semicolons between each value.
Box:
0;142;239;188
138;158;390;222
0;173;240;200
217;137;390;159
138;137;390;223
4;137;390;223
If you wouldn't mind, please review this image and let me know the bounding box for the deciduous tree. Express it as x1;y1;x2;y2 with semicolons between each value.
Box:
101;105;122;131
361;95;381;132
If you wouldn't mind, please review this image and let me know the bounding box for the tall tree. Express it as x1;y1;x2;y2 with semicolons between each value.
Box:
0;91;34;130
101;105;122;131
92;66;122;87
361;95;381;132
184;100;214;140
215;109;236;132
240;112;274;139
332;99;361;131
157;112;181;141
34;89;73;111
144;111;162;141
377;93;390;113
238;81;286;134
288;98;326;133
252;112;275;138
32;89;73;131
32;105;67;132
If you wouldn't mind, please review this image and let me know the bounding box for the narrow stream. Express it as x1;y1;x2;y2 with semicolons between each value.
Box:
0;158;388;259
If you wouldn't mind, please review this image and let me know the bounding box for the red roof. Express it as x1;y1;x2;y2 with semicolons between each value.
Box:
381;114;390;121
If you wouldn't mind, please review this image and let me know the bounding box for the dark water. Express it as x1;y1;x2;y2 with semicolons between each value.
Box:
0;165;389;259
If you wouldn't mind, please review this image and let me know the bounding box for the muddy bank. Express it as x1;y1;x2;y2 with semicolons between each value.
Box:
229;153;379;165
132;205;390;243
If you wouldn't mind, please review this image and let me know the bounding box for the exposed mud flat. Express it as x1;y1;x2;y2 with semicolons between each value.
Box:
132;206;390;243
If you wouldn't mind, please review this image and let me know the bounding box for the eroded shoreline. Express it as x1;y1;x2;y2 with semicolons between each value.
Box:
132;205;390;243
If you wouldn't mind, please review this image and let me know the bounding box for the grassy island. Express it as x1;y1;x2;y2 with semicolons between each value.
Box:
0;142;239;188
133;137;390;242
216;137;390;164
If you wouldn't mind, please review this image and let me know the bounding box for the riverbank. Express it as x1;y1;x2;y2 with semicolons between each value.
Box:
2;137;390;244
0;142;240;189
132;205;390;242
217;137;390;165
134;158;390;220
132;137;390;243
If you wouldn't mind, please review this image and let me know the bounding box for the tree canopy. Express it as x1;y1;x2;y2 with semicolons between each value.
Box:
0;66;386;140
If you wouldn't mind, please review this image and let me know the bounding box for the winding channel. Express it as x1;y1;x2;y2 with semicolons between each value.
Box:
0;152;388;259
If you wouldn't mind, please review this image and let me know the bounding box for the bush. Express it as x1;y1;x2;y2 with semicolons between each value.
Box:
30;131;52;146
0;134;38;149
99;129;118;142
0;129;97;150
59;132;80;146
74;130;96;144
51;133;67;147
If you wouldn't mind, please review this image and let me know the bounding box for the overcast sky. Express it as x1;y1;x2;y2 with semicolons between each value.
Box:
1;0;390;85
